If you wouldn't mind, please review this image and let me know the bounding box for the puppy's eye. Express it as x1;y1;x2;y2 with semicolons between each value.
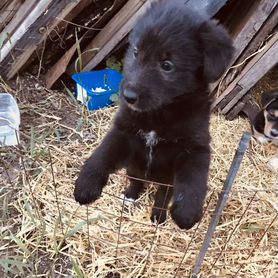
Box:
133;47;138;58
268;111;278;120
160;60;174;72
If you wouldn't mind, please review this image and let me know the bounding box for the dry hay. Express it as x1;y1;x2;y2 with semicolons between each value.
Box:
250;65;278;105
0;82;277;278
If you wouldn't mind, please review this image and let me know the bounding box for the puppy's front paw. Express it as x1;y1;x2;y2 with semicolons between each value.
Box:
170;195;203;230
74;169;107;205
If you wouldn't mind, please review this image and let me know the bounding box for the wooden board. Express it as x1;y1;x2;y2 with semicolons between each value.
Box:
0;0;12;12
45;43;77;88
217;84;243;111
0;0;82;80
45;0;127;87
226;95;260;121
212;33;278;110
67;0;229;74
238;5;278;65
222;39;278;114
213;34;278;116
210;0;277;92
53;0;94;39
0;0;54;63
0;0;21;33
67;0;148;74
225;94;251;121
0;0;37;45
231;0;276;61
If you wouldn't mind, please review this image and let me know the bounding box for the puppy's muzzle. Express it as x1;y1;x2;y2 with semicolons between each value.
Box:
123;89;138;104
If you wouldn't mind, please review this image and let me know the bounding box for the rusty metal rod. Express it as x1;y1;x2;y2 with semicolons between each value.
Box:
191;132;251;276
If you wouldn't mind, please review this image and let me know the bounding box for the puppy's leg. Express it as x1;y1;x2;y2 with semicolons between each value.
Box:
123;167;145;204
74;128;134;205
151;185;173;224
170;150;210;229
124;179;144;201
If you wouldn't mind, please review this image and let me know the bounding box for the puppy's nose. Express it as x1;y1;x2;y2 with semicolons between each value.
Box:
270;128;278;137
123;89;137;104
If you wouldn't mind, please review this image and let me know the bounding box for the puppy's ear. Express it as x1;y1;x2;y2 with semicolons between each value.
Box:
198;20;234;82
261;89;278;107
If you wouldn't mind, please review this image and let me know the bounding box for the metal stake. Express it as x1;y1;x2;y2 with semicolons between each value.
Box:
191;132;251;276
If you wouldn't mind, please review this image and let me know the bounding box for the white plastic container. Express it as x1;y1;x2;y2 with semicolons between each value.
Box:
0;93;20;146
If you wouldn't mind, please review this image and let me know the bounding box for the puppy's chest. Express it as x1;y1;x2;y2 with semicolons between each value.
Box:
136;129;183;154
138;130;161;147
137;130;161;170
136;129;180;173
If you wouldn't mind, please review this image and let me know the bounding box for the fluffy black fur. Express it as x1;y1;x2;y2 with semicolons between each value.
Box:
74;0;233;229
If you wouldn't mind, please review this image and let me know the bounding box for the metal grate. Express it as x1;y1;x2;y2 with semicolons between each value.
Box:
2;131;277;277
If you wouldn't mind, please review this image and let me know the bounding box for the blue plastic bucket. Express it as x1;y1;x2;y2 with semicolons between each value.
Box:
72;69;123;110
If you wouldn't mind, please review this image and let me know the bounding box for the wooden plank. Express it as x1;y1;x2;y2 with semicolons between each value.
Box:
67;0;148;74
215;5;278;103
238;5;278;65
0;0;11;12
68;0;228;74
53;0;93;37
0;0;37;44
83;0;153;72
0;0;54;62
211;33;278;109
64;0;93;22
225;94;251;121
221;37;278;114
237;44;278;90
210;0;277;92
216;84;243;111
45;0;126;87
226;95;260;121
0;0;82;80
0;0;21;32
45;43;76;88
232;0;276;61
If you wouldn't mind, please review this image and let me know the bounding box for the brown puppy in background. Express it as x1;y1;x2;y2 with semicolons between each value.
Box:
252;89;278;144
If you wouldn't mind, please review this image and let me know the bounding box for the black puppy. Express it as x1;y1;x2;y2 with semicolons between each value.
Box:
252;89;278;144
74;0;233;229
